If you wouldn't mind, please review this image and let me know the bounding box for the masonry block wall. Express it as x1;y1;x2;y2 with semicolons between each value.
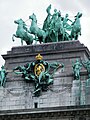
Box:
0;40;89;110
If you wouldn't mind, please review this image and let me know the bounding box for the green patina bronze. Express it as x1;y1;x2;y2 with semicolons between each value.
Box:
12;19;34;45
72;59;82;80
0;65;7;87
29;13;48;43
82;58;90;78
13;54;64;96
12;5;82;45
70;12;82;40
43;4;51;31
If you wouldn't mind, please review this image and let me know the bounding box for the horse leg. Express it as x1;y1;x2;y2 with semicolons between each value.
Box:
42;35;46;43
12;34;16;42
21;39;23;45
34;33;37;41
3;78;6;87
55;32;58;42
74;33;78;40
27;33;33;45
76;31;81;40
34;33;38;44
61;28;65;41
75;34;78;40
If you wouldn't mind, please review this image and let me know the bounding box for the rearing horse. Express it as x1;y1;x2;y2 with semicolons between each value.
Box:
12;19;34;45
70;12;82;40
29;13;48;43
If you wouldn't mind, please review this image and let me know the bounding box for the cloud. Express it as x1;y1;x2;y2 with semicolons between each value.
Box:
80;0;90;10
0;0;90;68
51;0;81;12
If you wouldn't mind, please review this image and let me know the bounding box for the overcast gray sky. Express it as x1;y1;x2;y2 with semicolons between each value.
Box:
0;0;90;67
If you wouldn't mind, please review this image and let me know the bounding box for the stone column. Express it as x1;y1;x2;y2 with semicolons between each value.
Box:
86;78;90;105
80;81;86;105
0;87;5;101
71;80;81;105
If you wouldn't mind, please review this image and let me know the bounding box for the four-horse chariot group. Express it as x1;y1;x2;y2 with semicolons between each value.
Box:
12;4;82;45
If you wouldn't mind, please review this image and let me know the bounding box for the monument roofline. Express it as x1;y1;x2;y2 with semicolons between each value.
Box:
2;40;90;60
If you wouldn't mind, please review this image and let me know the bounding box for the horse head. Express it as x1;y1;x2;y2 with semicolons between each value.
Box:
75;12;82;19
29;13;37;23
14;19;25;25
